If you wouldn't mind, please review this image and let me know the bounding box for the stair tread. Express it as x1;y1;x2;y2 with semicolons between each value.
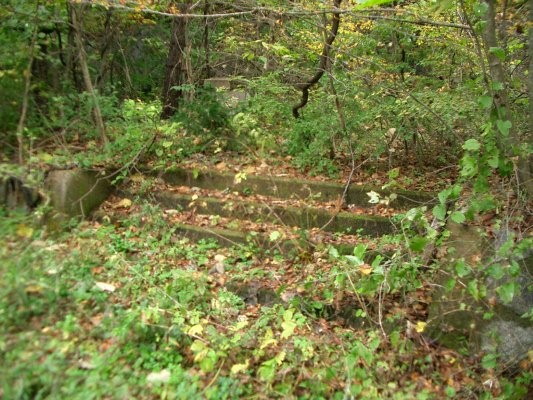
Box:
168;220;397;256
156;167;435;209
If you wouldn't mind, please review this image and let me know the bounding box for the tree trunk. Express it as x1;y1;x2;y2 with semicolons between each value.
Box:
161;2;191;119
202;0;211;80
483;0;508;120
16;15;39;165
524;0;533;198
529;0;533;143
66;1;81;92
69;2;107;144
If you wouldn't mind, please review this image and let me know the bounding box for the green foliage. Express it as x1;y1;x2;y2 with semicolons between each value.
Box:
1;1;531;396
172;86;231;139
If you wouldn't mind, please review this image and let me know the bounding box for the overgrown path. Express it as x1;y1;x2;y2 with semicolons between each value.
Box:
122;166;435;255
3;166;530;399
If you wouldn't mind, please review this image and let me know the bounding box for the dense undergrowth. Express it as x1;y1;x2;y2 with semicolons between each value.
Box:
1;0;532;398
1;199;531;399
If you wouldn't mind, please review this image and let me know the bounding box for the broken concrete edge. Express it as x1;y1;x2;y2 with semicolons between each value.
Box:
172;222;387;261
0;175;43;213
44;169;115;218
426;222;533;365
156;167;436;210
151;191;395;237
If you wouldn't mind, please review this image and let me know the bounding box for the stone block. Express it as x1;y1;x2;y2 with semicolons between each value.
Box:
45;169;114;217
427;223;533;366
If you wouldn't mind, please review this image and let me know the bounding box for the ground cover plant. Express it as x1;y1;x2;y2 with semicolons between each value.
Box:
1;0;532;398
1;199;530;399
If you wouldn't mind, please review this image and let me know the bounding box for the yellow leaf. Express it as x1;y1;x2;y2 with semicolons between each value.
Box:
116;198;132;208
230;319;249;332
275;351;286;365
38;152;54;163
25;284;43;294
359;264;373;275
188;324;204;336
230;360;250;375
415;321;427;333
211;298;222;309
260;328;278;349
16;224;34;238
234;172;247;184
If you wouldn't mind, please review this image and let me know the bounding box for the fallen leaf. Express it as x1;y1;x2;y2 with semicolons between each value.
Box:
90;314;104;326
234;172;247;184
91;266;104;274
147;369;171;384
359;264;373;275
164;209;180;215
95;282;116;292
16;224;34;238
188;324;204;336
214;254;226;263
25;284;43;294
79;360;96;370
116;198;132;208
230;360;250;375
415;321;427;333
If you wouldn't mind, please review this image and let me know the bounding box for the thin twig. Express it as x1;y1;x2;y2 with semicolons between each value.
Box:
319;152;369;231
203;360;225;393
72;0;471;30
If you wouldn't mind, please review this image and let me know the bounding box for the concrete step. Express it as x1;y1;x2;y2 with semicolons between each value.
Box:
154;191;394;237
159;167;435;209
172;221;377;257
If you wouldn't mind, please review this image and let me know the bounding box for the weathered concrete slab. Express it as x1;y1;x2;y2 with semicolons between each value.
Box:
174;223;303;255
173;222;365;256
45;170;114;217
154;191;394;237
160;168;434;210
426;222;533;365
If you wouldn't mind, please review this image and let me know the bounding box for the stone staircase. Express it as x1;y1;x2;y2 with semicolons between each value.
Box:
133;167;435;255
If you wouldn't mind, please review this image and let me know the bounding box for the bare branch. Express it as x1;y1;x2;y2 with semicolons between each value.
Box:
72;0;471;30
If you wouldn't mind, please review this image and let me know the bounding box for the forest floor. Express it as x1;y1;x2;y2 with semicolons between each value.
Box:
1;153;531;399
